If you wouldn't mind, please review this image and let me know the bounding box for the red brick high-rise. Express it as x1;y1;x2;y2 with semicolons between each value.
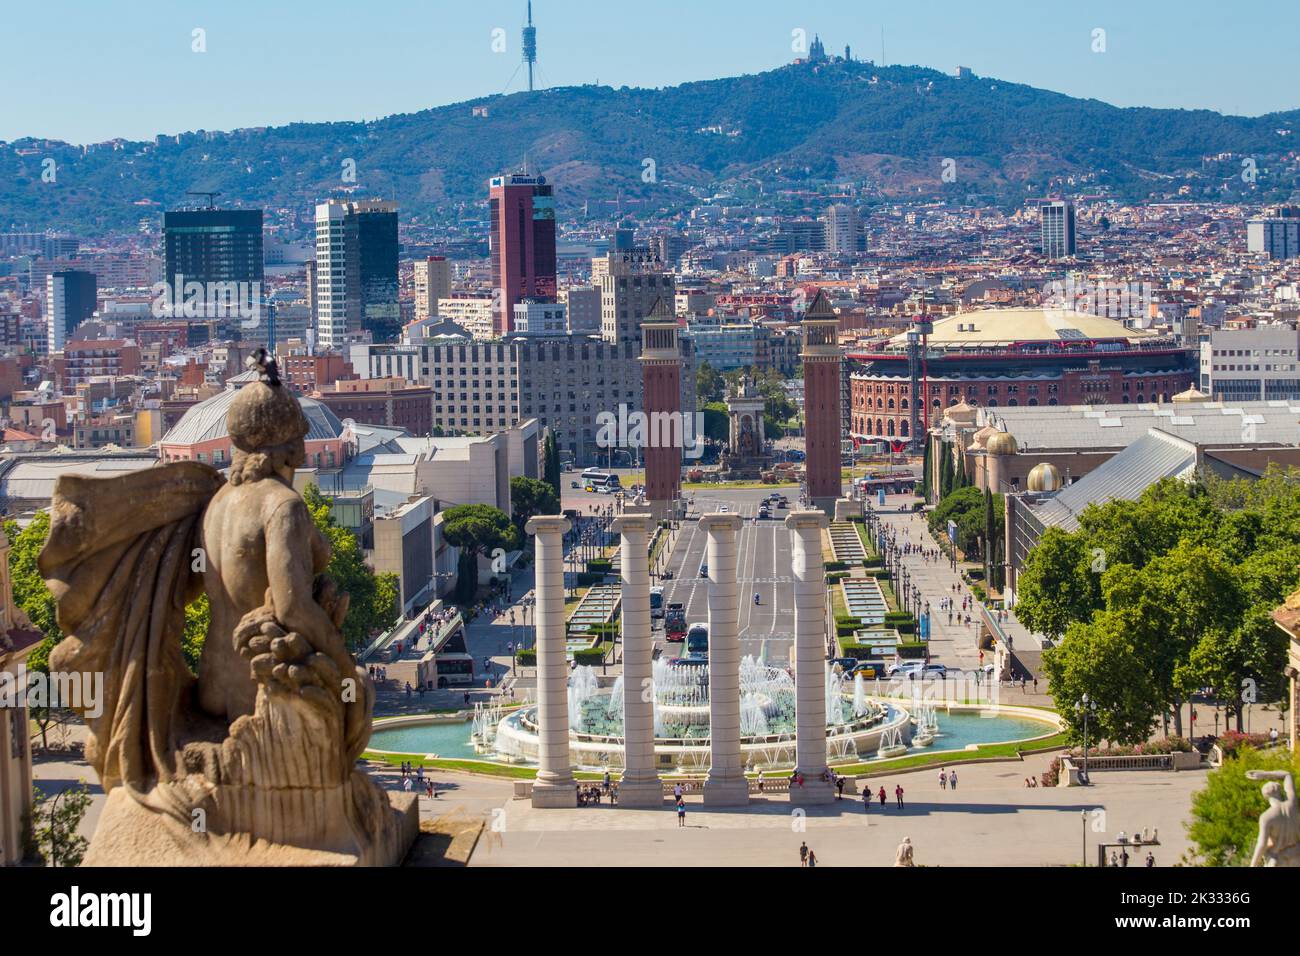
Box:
801;290;842;512
640;297;682;518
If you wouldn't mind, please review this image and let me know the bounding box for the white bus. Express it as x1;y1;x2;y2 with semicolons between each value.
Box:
581;469;622;493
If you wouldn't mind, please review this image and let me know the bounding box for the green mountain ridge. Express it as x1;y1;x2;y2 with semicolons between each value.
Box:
3;60;1298;233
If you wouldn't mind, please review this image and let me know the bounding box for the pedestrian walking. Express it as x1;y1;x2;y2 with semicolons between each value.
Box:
862;790;871;814
949;769;957;791
836;776;845;800
878;785;887;809
676;798;686;827
895;784;905;809
939;768;947;790
807;849;818;867
799;842;809;867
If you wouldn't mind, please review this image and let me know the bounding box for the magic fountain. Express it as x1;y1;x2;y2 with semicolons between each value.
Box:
487;658;913;772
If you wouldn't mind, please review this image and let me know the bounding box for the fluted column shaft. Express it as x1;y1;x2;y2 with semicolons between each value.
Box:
702;512;748;805
613;513;663;805
787;509;834;803
526;515;576;807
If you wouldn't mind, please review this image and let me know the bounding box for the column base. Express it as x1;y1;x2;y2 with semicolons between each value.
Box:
787;777;836;805
810;497;838;516
616;777;665;807
703;774;750;806
531;776;578;808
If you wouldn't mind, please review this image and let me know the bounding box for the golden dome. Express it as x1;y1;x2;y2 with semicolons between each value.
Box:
1172;386;1209;403
944;399;977;426
985;430;1018;456
1027;462;1063;492
970;424;1000;450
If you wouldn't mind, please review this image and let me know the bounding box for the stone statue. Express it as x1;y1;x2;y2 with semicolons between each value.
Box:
894;836;915;867
38;350;414;865
1245;770;1299;867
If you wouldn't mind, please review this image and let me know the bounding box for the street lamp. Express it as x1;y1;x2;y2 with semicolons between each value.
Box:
1081;809;1089;867
1075;693;1098;785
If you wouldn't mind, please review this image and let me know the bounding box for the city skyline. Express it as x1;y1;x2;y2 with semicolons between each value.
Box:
3;0;1299;144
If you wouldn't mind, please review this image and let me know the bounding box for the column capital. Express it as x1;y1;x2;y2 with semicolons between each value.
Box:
526;514;572;537
612;512;656;535
785;509;829;532
699;512;743;533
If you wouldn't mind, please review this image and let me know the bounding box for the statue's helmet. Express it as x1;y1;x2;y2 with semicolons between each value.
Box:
227;349;309;455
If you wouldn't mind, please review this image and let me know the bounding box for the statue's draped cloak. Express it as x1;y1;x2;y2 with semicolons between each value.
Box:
37;461;224;794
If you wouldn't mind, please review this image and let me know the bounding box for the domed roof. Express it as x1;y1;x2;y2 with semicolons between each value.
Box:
944;398;977;425
985;430;1018;456
162;380;345;447
1027;462;1063;492
889;307;1157;348
1172;386;1209;403
969;424;1000;450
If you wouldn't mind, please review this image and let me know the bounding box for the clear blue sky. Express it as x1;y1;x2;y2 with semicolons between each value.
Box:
3;0;1296;144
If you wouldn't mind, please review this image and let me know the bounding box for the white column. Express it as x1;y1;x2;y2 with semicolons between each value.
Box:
526;515;576;808
787;509;834;804
612;512;663;806
701;512;748;805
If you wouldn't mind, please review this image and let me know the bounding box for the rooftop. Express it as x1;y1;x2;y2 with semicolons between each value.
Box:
887;308;1158;349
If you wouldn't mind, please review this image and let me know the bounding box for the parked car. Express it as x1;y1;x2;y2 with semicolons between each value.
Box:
828;657;858;673
887;661;924;678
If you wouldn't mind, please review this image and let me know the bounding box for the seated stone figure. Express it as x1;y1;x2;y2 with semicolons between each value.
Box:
39;350;414;865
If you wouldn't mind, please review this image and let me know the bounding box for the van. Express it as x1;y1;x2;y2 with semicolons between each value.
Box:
685;623;709;658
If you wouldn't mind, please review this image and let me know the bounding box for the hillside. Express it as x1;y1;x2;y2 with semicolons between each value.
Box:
3;60;1298;232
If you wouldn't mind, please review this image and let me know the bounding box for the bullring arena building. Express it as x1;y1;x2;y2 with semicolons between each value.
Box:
846;308;1197;442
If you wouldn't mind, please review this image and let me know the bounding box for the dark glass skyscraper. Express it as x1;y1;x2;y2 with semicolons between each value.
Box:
355;202;400;342
162;208;264;290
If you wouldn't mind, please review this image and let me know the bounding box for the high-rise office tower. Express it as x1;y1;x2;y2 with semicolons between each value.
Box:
355;200;400;342
640;296;683;518
414;256;452;322
824;204;864;256
1247;212;1300;260
313;199;399;348
46;270;97;354
162;207;263;296
801;290;842;513
598;244;674;347
489;172;556;336
1040;200;1076;259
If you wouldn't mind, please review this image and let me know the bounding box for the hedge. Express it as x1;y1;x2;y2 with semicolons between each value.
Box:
825;571;849;584
587;559;613;574
573;644;611;665
575;572;605;587
896;641;928;659
824;560;848;572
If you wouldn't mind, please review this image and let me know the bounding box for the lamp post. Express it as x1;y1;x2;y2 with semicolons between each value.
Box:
1075;693;1098;785
1081;809;1089;867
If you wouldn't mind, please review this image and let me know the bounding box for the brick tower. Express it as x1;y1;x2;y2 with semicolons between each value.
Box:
640;296;683;519
801;290;842;513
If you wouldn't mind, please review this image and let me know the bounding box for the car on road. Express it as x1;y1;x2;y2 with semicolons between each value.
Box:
650;586;665;619
886;661;924;678
758;505;771;519
719;504;729;512
777;497;789;508
699;562;709;578
570;480;580;489
828;657;858;673
668;656;709;668
849;660;888;679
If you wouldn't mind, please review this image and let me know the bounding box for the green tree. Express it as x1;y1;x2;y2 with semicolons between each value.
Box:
440;503;520;605
1041;611;1162;745
25;783;92;867
696;360;725;403
1014;527;1101;641
701;402;729;442
1187;746;1300;867
510;475;559;540
302;485;399;649
6;514;60;748
938;441;954;498
542;431;562;500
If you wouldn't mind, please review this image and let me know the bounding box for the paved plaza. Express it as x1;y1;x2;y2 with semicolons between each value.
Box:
470;755;1206;867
